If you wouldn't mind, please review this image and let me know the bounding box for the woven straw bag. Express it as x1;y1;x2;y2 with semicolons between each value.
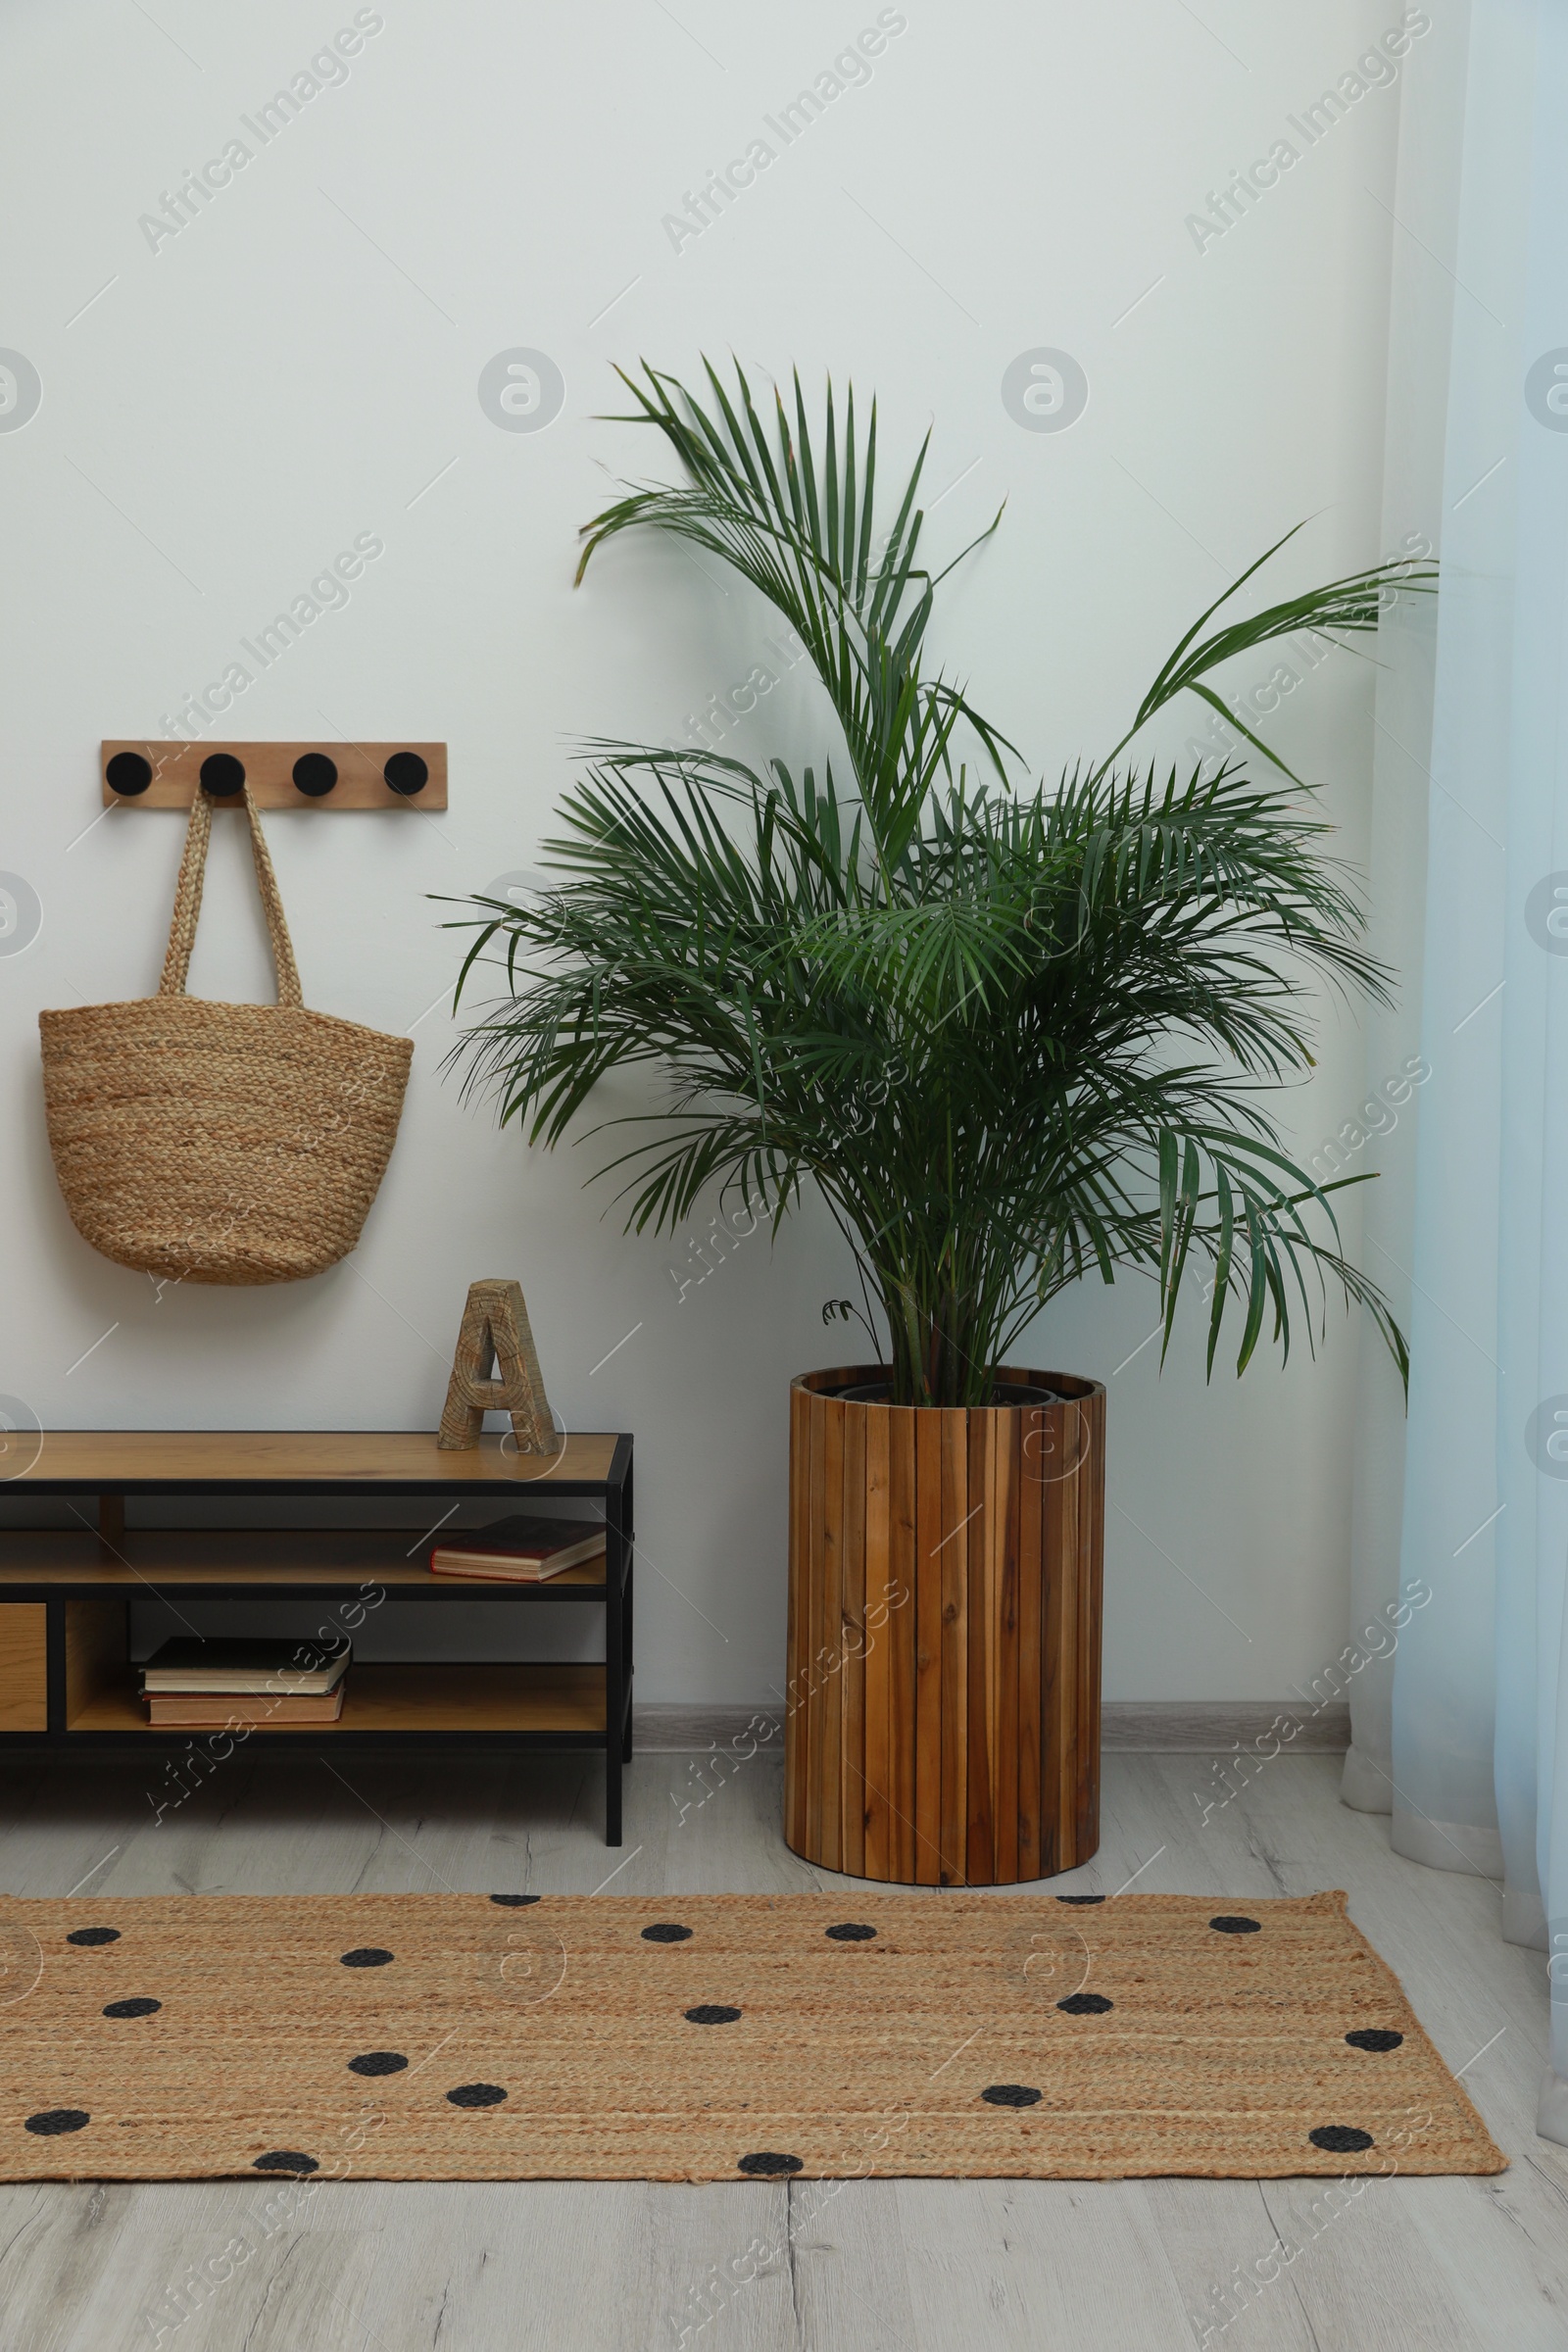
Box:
39;786;413;1285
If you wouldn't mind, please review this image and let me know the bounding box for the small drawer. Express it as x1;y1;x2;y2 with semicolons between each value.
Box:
0;1602;47;1730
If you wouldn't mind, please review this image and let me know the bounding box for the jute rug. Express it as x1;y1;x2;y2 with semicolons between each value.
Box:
0;1889;1502;2180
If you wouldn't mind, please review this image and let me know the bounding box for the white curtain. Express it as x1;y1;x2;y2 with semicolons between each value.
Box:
1344;0;1568;2143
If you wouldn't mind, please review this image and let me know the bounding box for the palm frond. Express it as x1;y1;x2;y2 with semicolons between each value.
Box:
576;360;1015;858
1092;523;1437;787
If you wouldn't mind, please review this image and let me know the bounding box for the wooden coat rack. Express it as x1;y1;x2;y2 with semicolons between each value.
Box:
100;741;449;809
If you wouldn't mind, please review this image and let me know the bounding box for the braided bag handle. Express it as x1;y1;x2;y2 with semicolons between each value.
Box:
158;786;303;1007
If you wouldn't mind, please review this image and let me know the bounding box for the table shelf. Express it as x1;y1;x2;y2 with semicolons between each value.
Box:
0;1529;612;1594
69;1662;608;1737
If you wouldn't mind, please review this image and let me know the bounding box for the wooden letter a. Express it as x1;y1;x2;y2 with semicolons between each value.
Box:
438;1279;555;1454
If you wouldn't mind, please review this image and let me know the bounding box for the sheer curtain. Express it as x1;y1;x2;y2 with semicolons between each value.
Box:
1344;0;1568;2143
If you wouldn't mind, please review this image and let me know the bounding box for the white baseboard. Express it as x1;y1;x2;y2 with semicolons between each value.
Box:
632;1700;1349;1754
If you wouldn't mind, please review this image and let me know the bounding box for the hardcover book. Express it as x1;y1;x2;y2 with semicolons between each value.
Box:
140;1637;351;1695
429;1515;608;1583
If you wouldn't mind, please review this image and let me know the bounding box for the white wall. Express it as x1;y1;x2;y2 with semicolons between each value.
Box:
0;0;1428;1703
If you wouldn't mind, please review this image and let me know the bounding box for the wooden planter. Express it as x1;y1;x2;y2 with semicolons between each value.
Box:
784;1364;1104;1886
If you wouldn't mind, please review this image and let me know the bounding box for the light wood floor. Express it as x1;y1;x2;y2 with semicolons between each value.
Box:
0;1745;1562;2352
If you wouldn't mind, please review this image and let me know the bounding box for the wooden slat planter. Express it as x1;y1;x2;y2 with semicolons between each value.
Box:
785;1364;1104;1886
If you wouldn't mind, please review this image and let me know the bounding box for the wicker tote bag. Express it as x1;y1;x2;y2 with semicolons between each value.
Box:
39;785;413;1285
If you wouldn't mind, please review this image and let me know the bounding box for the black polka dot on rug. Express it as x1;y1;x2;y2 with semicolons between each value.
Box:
489;1894;540;1907
1309;2125;1375;2154
1056;1894;1105;1905
339;1947;394;1968
684;2005;742;2026
447;2082;508;2109
641;1923;692;1943
253;2150;318;2175
349;2051;409;2077
1056;1992;1113;2015
66;1928;120;1947
824;1923;877;1941
1208;1915;1262;1936
738;2151;803;2176
103;1998;161;2020
981;2084;1043;2108
1345;2029;1404;2053
24;2109;89;2136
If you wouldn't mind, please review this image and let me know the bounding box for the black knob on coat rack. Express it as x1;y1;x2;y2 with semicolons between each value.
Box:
106;752;153;797
292;753;338;798
383;751;428;797
200;753;246;798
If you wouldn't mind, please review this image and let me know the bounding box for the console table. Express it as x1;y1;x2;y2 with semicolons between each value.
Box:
0;1432;635;1844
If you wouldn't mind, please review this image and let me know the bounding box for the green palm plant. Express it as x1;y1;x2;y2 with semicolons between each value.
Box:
449;361;1426;1407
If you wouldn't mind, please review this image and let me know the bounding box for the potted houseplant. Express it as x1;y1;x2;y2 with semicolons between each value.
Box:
450;362;1417;1886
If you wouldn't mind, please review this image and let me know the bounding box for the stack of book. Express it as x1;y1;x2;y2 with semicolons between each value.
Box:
429;1514;608;1584
139;1637;352;1727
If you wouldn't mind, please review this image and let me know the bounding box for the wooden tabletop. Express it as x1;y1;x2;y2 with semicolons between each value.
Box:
8;1432;623;1487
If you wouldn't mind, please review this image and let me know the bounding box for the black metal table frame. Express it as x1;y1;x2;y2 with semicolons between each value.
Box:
0;1436;636;1846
